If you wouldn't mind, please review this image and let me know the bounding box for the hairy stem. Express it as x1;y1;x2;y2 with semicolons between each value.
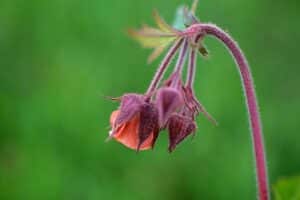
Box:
146;38;183;95
186;33;204;88
198;24;269;200
185;42;217;125
186;46;196;88
173;38;189;86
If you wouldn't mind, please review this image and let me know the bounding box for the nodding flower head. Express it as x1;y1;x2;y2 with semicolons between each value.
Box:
105;1;270;199
109;94;159;151
155;74;185;127
168;113;197;152
107;2;214;152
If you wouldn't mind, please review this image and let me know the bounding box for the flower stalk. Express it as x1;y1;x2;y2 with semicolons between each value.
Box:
199;23;269;200
146;38;184;95
181;23;269;200
186;47;196;88
172;38;189;87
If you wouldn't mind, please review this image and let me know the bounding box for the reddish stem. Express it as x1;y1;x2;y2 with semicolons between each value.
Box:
174;38;189;73
146;38;184;95
186;46;196;88
195;24;269;200
186;33;204;89
172;38;189;87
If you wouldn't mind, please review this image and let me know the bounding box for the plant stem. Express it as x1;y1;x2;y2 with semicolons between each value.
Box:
186;33;204;88
198;23;269;200
172;38;189;86
186;44;197;88
174;38;189;73
146;38;183;95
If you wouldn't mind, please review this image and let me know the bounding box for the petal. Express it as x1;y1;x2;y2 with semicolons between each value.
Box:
183;87;217;125
168;115;183;152
110;110;120;127
167;114;197;152
138;103;159;150
114;94;144;127
110;110;154;151
156;87;184;127
109;110;125;137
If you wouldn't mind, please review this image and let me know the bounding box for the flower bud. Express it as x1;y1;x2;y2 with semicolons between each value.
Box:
138;103;159;151
156;87;184;127
167;114;197;152
114;94;144;128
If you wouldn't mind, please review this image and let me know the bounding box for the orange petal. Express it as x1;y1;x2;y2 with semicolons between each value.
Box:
110;110;120;128
109;110;154;151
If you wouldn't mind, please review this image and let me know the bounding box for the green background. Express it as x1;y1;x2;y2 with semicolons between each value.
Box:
1;0;299;199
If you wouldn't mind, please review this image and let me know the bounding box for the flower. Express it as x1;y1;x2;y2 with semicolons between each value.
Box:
167;113;197;152
109;94;159;151
106;2;214;152
156;87;184;127
107;69;210;152
110;110;155;150
105;1;271;199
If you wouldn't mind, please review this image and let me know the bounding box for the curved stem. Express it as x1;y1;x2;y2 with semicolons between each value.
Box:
199;24;269;200
146;38;184;95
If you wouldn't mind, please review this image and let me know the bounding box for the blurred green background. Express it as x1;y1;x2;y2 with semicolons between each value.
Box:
1;0;299;199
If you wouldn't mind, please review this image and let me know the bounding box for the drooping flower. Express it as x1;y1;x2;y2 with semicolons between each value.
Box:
156;87;184;127
167;113;197;152
107;2;214;152
106;1;270;199
109;94;159;151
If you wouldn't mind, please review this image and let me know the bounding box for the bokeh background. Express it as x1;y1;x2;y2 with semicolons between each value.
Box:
1;0;299;199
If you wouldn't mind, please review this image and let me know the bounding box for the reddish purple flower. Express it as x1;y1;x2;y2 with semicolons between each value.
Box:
167;113;197;152
109;94;159;151
156;87;184;127
107;4;214;152
106;1;270;199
